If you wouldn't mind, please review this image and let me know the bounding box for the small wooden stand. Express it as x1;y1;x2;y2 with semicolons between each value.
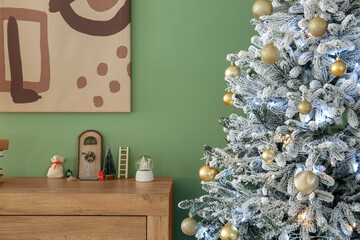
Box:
118;146;129;178
105;175;115;180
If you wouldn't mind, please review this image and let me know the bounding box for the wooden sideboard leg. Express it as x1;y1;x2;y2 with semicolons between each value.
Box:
147;216;170;240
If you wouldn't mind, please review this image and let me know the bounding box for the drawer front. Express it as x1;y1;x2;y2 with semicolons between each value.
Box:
0;216;146;240
0;193;169;216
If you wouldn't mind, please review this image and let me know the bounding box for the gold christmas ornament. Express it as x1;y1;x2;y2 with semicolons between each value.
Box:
220;224;239;240
330;56;347;77
308;13;328;37
212;168;219;182
262;149;275;162
225;63;241;78
261;43;280;64
298;99;312;115
199;164;217;182
223;91;234;106
181;217;198;236
294;170;319;194
252;0;273;19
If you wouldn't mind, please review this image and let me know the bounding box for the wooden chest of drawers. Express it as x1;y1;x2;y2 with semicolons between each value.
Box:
0;177;173;240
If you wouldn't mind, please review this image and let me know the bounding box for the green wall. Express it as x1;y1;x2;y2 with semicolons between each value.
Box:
0;1;255;239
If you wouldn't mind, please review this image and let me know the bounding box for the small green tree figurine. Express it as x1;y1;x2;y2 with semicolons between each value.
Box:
103;145;116;180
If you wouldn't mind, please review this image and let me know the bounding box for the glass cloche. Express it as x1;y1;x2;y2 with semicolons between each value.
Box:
136;155;154;171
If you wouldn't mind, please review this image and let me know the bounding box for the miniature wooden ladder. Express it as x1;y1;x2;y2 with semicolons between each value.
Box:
118;147;129;179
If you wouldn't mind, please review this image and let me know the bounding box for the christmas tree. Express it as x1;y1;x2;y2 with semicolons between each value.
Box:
103;145;116;177
179;0;360;239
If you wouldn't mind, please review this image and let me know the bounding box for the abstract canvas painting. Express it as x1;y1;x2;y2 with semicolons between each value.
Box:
0;0;131;112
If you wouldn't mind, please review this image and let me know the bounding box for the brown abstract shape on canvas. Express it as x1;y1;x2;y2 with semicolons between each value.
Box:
87;0;120;12
7;17;41;103
49;0;130;36
109;80;120;93
93;96;103;107
97;63;108;76
0;8;50;94
117;46;128;59
127;62;131;77
77;76;87;89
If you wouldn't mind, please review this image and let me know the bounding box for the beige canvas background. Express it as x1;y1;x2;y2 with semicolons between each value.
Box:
0;0;131;112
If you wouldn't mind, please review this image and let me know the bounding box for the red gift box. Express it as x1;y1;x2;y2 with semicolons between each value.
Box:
98;171;104;181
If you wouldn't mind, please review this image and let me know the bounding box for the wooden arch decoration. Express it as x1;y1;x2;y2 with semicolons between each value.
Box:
78;130;102;180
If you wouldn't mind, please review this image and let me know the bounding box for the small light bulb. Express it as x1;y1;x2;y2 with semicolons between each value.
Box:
330;159;336;167
352;222;357;228
278;134;284;141
297;210;307;221
352;162;359;172
347;225;353;233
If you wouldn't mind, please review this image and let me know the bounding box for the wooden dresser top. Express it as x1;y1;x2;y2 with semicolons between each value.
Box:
0;177;174;216
0;177;173;194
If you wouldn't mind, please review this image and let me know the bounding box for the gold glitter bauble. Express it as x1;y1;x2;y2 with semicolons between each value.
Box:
330;56;347;77
262;149;275;162
298;99;312;115
252;0;273;19
223;91;234;106
294;170;319;194
308;14;327;37
220;225;239;240
261;43;280;64
225;64;241;78
181;217;198;236
199;164;217;182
